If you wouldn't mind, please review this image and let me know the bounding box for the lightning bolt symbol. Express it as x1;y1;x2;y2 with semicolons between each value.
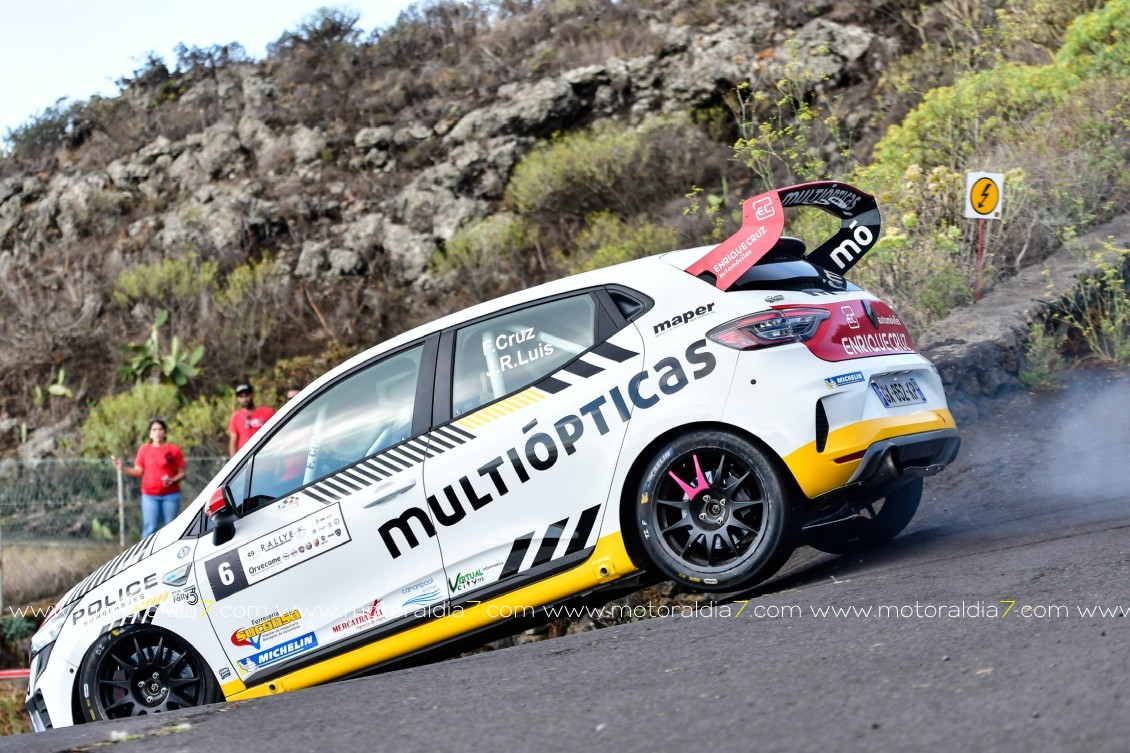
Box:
977;183;992;209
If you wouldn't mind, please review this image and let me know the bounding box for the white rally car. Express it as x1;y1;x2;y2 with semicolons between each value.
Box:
27;182;959;729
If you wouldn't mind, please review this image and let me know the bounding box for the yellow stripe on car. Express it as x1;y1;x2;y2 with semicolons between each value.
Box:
454;388;549;429
223;532;636;701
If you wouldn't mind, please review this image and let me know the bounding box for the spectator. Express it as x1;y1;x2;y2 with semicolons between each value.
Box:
229;383;275;457
112;418;186;539
286;387;301;401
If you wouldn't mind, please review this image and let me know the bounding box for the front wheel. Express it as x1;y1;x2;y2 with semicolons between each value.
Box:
78;625;218;722
635;431;799;592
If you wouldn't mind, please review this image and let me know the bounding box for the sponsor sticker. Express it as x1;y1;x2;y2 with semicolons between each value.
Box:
330;599;385;635
71;573;161;626
401;576;442;607
652;303;716;336
173;586;199;606
237;631;318;674
205;503;351;600
163;563;192;587
448;568;485;593
377;339;717;559
824;371;865;389
231;609;303;649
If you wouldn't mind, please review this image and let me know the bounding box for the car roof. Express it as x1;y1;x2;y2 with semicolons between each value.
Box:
303;251;692;395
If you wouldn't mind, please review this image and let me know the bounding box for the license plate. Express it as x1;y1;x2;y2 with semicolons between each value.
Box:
870;375;926;408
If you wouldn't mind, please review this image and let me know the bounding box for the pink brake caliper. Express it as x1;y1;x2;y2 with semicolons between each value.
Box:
668;454;710;500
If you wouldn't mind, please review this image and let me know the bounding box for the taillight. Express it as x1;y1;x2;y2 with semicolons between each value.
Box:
707;307;831;350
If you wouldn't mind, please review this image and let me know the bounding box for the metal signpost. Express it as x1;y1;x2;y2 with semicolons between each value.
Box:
964;172;1004;302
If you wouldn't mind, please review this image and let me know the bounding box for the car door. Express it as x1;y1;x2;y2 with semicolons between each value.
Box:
192;337;446;684
418;289;646;601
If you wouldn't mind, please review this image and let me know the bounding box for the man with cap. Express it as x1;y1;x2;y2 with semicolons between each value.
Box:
228;383;275;457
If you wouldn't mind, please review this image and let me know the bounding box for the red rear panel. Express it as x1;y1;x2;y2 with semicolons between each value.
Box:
781;300;916;362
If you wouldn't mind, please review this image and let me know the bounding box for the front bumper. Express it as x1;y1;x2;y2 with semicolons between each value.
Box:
26;643;54;731
25;643;78;731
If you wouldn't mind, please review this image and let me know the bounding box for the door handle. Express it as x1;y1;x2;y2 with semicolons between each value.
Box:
363;478;417;508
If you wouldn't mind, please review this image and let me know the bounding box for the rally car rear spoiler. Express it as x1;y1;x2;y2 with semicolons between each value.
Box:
684;181;881;291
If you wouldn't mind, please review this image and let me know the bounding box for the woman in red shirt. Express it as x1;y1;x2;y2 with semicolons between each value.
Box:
112;418;187;539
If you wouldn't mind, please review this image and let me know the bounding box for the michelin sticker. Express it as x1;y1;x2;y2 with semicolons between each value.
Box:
824;371;865;389
237;631;318;675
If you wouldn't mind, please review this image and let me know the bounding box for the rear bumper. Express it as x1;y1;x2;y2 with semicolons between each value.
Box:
783;408;958;498
800;428;960;532
846;428;961;488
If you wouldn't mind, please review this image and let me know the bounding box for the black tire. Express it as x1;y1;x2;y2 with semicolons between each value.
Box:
635;430;799;592
805;478;923;555
78;625;218;722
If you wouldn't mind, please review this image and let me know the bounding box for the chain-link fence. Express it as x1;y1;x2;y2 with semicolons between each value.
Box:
0;457;227;611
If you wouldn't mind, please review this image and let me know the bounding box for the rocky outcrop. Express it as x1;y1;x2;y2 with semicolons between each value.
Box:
0;12;891;284
920;214;1130;424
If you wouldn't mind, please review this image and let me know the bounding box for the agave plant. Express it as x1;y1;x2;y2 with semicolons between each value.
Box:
119;309;205;389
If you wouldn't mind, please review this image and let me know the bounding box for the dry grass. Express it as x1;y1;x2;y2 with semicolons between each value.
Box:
3;540;123;608
0;686;31;736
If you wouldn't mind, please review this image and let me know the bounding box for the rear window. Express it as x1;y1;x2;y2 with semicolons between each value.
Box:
728;258;861;295
452;295;596;416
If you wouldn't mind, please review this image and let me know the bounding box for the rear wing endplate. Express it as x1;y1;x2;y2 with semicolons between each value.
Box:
684;181;881;290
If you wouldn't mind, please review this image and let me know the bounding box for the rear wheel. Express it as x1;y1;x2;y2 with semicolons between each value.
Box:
78;626;217;721
805;478;923;555
635;430;799;592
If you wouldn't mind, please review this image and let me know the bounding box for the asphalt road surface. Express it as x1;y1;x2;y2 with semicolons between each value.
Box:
8;368;1129;752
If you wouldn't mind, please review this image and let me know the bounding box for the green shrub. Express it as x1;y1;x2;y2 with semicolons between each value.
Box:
112;253;218;310
214;257;291;371
873;63;1074;173
853;0;1130;330
505;115;711;228
569;212;678;273
118;309;205;389
1056;245;1130;364
261;342;365;399
430;213;541;297
78;383;180;458
1056;0;1130;75
729;61;854;189
170;392;235;456
0;614;34;645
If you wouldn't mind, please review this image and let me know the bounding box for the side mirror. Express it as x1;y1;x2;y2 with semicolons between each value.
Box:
206;487;238;546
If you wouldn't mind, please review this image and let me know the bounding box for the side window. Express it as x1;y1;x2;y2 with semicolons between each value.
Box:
452;295;596;415
240;345;424;511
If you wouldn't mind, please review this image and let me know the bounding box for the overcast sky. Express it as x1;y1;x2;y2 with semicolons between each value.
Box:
0;0;419;144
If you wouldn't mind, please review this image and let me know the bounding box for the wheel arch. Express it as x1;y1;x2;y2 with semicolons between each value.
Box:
616;420;795;572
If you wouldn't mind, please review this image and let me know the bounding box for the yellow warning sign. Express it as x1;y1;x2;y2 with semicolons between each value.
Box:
970;178;999;215
964;172;1004;220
